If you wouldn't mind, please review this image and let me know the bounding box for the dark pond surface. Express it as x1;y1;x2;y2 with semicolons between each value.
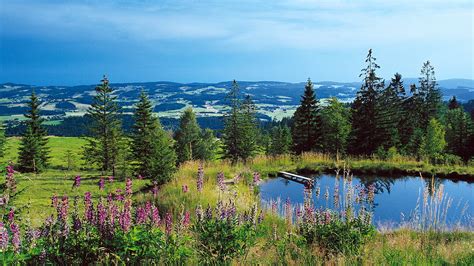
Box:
260;174;473;228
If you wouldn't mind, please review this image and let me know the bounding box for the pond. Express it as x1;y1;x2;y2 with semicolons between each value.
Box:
259;173;474;229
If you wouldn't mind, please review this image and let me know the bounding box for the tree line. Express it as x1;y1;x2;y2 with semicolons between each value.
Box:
1;49;473;180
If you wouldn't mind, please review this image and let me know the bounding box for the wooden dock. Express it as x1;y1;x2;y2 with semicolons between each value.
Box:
278;171;314;187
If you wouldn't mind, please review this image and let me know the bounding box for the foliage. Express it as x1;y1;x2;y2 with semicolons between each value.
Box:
192;201;259;264
268;125;292;156
319;97;351;154
445;107;474;161
18;92;50;172
292;78;320;154
419;118;446;163
83;76;124;175
0;123;5;158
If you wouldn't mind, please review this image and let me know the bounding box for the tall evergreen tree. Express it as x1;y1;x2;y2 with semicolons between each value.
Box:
0;122;5;158
445;108;474;161
84;76;124;175
222;81;259;163
419;61;442;128
349;49;385;155
291;78;320;154
174;107;202;163
320;97;351;155
18;92;49;172
131;91;177;182
268;125;292;156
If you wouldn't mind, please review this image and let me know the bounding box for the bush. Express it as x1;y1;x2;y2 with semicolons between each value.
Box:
192;201;260;264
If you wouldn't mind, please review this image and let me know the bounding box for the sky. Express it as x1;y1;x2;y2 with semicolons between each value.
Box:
0;0;473;85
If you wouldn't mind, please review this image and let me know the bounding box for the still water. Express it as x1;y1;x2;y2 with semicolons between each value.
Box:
260;174;473;228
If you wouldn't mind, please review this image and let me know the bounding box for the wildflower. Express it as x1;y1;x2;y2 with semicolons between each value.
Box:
98;177;105;191
60;195;69;222
115;189;125;201
205;205;213;220
285;197;292;223
165;212;173;235
181;211;190;228
271;200;277;214
84;192;94;223
10;223;20;252
6;163;17;193
125;178;133;196
137;174;144;180
151;205;161;226
197;163;204;193
136;206;147;224
97;198;107;228
258;210;264;224
108;175;114;183
8;208;14;223
217;172;226;192
0;222;8;251
119;199;132;232
253;172;261;185
72;175;81;188
367;184;375;203
195;205;204;222
324;186;329;201
315;186;320;199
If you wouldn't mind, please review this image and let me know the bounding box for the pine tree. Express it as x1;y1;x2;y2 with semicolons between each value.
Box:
240;94;259;162
445;108;474;161
0;122;5;158
84;76;123;175
320;97;351;155
18;92;49;172
174;107;202;163
419;61;442;128
268;125;292;156
349;49;385;155
131;91;177;181
448;96;460;110
291;78;320;154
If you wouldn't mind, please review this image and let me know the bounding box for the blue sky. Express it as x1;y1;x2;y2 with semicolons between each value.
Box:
0;0;472;85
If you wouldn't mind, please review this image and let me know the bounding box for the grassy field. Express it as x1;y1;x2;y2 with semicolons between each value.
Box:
1;137;473;263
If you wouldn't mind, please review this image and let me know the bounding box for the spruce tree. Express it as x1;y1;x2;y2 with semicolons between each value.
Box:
269;125;292;156
349;49;385;155
419;61;442;128
0;122;5;158
84;76;123;175
291;78;320;154
445;108;474;161
240;94;259;162
222;80;242;163
320;97;351;155
195;128;219;161
131;91;177;182
174;107;202;163
18;92;49;172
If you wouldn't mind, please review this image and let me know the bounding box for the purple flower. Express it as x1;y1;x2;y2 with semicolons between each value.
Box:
182;184;188;193
59;195;69;222
136;206;147;224
181;211;190;228
125;178;133;196
73;175;81;188
98;177;105;191
108;175;114;183
6;163;17;192
197;163;204;193
217;172;226;192
285;197;292;223
115;189;125;201
253;172;261;185
97;198;106;228
0;222;8;251
137;174;144;180
8;208;14;223
51;194;59;208
119;199;132;232
151;205;161;226
165;212;173;235
84;192;94;223
10;223;20;252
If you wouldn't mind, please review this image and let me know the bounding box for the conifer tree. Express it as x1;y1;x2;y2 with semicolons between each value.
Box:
419;61;442;128
445;108;474;161
84;76;124;175
195;128;219;161
320;97;351;155
269;125;292;156
448;96;460;110
291;78;320;154
349;49;385;155
18;92;49;172
240;94;259;162
0;122;5;158
223;80;243;163
174;107;202;163
131;91;177;182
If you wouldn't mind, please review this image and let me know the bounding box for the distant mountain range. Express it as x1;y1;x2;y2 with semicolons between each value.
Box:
1;79;473;121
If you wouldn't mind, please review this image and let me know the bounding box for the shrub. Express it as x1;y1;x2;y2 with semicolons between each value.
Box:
192;201;260;264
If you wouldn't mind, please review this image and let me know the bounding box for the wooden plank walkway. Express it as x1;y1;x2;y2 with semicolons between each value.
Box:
278;171;314;187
